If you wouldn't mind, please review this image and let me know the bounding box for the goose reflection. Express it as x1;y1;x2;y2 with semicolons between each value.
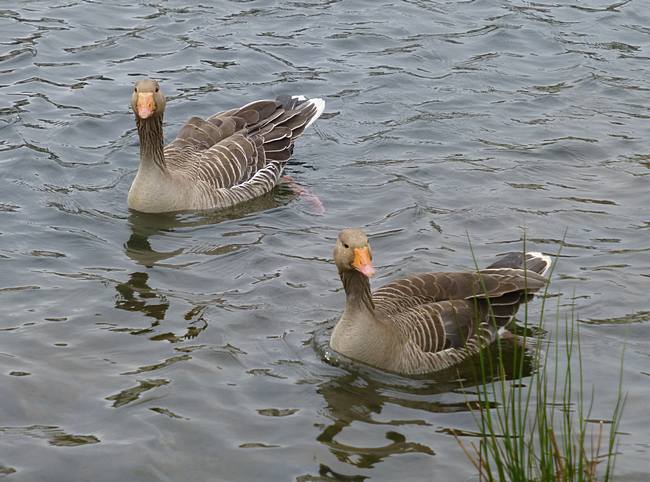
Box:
113;271;208;342
124;187;296;268
117;189;295;339
115;271;169;322
314;335;534;471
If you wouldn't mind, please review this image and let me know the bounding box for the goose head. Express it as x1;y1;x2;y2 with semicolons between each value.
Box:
131;79;166;120
334;228;376;278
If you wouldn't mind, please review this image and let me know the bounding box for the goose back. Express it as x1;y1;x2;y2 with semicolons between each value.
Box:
372;269;545;373
168;98;320;204
373;269;545;318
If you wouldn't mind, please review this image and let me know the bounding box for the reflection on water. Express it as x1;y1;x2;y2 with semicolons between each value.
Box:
105;378;170;408
314;326;534;472
123;228;183;267
124;188;295;267
317;371;439;470
2;0;649;479
0;425;100;447
115;272;169;321
113;271;208;342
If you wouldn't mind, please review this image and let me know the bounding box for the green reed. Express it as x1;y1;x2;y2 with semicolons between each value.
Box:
456;240;626;482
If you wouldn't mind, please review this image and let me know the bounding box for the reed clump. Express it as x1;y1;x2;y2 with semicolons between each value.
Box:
455;246;626;482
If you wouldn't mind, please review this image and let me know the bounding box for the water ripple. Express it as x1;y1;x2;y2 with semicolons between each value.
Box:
0;0;649;480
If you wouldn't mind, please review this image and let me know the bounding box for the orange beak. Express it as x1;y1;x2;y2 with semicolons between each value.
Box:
136;92;156;119
352;247;375;277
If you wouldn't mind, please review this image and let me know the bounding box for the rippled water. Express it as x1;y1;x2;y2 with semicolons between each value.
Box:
1;1;649;480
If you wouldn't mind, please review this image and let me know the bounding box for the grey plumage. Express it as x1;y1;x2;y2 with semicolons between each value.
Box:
128;79;325;213
330;229;551;375
486;251;552;275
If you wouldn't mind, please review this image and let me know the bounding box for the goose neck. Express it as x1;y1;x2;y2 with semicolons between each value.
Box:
340;269;375;314
136;115;166;170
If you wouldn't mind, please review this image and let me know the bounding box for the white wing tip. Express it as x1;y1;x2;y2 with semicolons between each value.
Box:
293;95;325;129
527;251;552;276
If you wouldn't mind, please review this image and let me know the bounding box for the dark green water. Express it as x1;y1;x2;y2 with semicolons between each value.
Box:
1;1;648;480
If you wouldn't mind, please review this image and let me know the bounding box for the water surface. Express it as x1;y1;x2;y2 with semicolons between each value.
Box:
1;1;649;480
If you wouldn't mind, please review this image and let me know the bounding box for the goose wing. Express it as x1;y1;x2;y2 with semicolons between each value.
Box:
388;300;477;353
164;97;322;191
373;269;545;316
389;288;535;354
374;269;545;352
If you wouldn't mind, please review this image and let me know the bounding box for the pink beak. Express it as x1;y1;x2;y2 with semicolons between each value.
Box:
352;247;375;277
136;92;156;119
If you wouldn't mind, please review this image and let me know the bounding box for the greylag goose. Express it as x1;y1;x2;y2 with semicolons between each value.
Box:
128;79;325;213
330;229;551;375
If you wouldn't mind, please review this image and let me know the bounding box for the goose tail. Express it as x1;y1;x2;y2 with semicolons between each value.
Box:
486;251;552;276
295;96;325;129
276;95;325;129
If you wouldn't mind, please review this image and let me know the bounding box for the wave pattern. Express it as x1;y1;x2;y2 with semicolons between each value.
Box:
0;1;649;481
